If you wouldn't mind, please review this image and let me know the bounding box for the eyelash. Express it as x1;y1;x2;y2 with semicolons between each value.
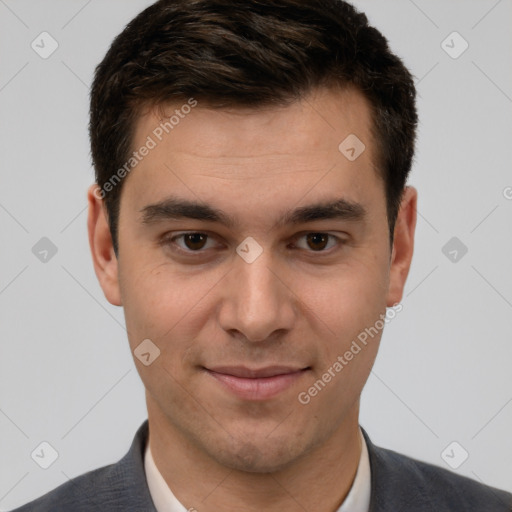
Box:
161;231;345;257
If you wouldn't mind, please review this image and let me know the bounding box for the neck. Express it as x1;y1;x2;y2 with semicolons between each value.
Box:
147;400;362;512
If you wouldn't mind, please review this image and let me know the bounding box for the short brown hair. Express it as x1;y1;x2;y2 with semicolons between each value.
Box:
89;0;417;254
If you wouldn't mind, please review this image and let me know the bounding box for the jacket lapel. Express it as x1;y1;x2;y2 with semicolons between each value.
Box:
362;428;435;512
106;419;158;511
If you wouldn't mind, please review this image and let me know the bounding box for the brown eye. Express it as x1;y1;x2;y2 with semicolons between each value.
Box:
293;232;341;253
306;233;329;251
182;233;208;251
164;232;216;253
162;231;224;258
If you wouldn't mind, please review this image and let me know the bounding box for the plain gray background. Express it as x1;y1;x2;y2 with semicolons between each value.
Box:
1;0;511;509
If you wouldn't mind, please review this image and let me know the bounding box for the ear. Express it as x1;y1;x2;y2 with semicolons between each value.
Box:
386;186;417;306
87;184;122;306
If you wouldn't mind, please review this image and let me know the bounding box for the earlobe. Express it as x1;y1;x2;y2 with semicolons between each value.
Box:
386;186;417;307
87;184;122;306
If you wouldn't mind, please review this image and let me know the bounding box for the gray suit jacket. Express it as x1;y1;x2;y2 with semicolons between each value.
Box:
11;420;512;511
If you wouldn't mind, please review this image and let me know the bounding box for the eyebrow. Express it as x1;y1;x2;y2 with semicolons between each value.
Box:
139;195;367;229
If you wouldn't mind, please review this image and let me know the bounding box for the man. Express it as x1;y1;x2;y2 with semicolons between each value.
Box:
12;0;512;510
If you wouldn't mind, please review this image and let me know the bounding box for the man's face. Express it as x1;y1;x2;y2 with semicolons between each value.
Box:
91;87;414;472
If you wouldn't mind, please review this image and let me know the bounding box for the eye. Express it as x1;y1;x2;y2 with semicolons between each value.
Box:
164;232;218;253
293;232;342;252
161;231;344;257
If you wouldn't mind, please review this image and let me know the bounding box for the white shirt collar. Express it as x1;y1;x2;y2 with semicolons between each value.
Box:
338;428;371;512
144;428;371;512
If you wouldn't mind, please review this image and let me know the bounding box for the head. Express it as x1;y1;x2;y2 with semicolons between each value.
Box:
88;0;417;473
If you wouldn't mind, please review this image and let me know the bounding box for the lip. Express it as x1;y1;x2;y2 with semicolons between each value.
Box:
204;366;310;401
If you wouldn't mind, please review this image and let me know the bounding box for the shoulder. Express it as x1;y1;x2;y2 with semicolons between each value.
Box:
10;421;156;512
11;461;121;511
363;429;512;511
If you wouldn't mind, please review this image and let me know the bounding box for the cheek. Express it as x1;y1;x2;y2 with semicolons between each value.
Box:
119;258;226;351
297;256;389;347
295;265;387;416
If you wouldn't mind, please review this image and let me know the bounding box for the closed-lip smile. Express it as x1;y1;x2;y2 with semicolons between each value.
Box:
203;365;310;400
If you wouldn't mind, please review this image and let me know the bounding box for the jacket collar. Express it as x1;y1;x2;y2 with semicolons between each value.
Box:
109;419;157;510
361;427;435;511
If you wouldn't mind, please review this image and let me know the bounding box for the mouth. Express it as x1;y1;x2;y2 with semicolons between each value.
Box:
203;365;311;401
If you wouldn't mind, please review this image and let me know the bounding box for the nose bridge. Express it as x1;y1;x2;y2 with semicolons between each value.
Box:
219;243;295;342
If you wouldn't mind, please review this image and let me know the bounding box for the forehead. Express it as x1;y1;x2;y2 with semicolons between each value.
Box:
122;86;384;226
134;86;375;160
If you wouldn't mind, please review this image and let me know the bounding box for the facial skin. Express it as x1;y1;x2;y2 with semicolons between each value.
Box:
88;86;417;511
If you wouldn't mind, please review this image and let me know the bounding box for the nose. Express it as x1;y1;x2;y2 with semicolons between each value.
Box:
217;248;297;343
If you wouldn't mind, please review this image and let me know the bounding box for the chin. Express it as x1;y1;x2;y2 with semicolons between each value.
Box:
216;443;296;473
203;430;313;474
